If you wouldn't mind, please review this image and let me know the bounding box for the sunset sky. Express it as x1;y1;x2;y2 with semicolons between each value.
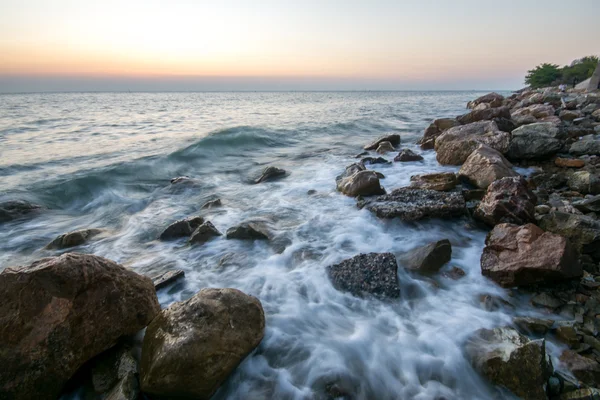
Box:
1;0;599;92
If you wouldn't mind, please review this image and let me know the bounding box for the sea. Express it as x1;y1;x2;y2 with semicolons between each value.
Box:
0;91;549;399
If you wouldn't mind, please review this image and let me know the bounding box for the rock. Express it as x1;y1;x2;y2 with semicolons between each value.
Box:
188;221;222;245
327;253;400;298
255;166;287;183
474;177;537;226
457;106;511;125
560;110;583;122
531;292;564;309
467;92;504;109
140;288;265;400
560;350;600;387
511;104;556;125
45;228;104;249
555;158;585;168
364;134;401;150
105;373;139;400
569;171;600;195
226;222;270;240
593;108;600;120
376;141;395;154
555;324;580;347
152;269;185;290
337;166;385;197
465;327;552;400
559;388;600;400
442;266;466;280
201;198;222;209
170;176;199;185
537;212;600;259
399;239;451;274
513;317;554;335
535;204;551;215
409;172;457;191
360;156;391;166
434;121;510;165
357;187;466;221
573;195;600;213
507;122;563;160
91;343;138;394
481;223;581;287
394;149;423;162
458;145;518;189
418;118;460;149
0;253;160;400
494;117;518;133
0;200;44;223
159;216;205;240
337;163;365;181
570;135;600;156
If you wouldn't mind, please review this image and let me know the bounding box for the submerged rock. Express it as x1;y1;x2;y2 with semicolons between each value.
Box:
358;187;466;221
140;288;265;400
360;156;391;166
458;145;518;189
481;223;581;287
0;200;44;223
398;239;452;275
418;118;460;149
327;253;400;298
409;172;457;191
159;216;205;240
255;166;287;183
376;141;395;154
513;317;554;336
394;148;423;162
45;228;104;249
226;222;270;240
474;176;537;226
364;134;401;150
201;198;222;209
465;327;552;400
152;269;185;290
0;253;160;400
189;221;222;245
506;122;563;160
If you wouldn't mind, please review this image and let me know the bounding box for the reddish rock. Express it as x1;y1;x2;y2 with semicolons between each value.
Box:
458;145;518;189
481;223;581;287
474;176;537;226
555;158;585;168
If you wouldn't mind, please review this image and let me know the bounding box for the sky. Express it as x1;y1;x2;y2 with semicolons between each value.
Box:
0;0;598;92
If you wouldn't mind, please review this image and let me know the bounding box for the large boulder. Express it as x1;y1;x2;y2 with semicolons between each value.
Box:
0;200;44;223
0;253;160;400
364;134;401;150
506;122;563;160
159;216;205;240
570;135;600;156
537;212;600;260
327;253;400;298
467;92;505;109
474;177;537;226
457;106;511;125
465;327;552;400
568;171;600;195
418;118;459;150
511;104;556;126
45;228;104;249
434;121;510;165
481;223;581;287
357;187;466;221
409;172;457;191
458;145;518;189
336;164;385;197
398;239;452;275
140;288;265;400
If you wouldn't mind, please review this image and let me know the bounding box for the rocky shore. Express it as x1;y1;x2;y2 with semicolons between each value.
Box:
1;86;600;399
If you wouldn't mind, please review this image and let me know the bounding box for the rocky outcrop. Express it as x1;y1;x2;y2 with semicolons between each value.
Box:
394;149;423;162
409;172;457;191
458;145;518;189
506;122;563;160
226;222;270;240
140;288;265;400
568;171;600;195
434;121;510;165
570;135;600;156
467;92;504;109
537;212;600;260
474;177;537;226
160;216;205;240
457;106;511;125
327;253;400;298
481;223;581;287
465;327;552;400
511;104;555;126
0;200;44;223
189;221;222;245
418;118;460;149
0;253;160;400
376;141;395;154
255;166;287;183
45;228;104;249
364;134;401;150
336;164;385;197
358;188;466;221
398;239;451;275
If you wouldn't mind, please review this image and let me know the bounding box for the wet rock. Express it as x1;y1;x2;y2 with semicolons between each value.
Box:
481;223;581;287
506;122;563;160
394;149;423;162
226;222;270;240
357;188;466;221
560;350;600;387
140;288;265;400
337;169;386;197
556;158;585;168
91;343;138;394
513;317;554;336
435;120;510;165
0;253;160;400
105;372;138;400
465;327;552;400
170;176;198;185
45;228;104;249
364;134;401;150
479;294;515;312
201;198;222;209
327;253;400;298
418;118;460;149
474;176;537;226
189;221;222;245
0;200;44;223
573;195;600;213
555;324;580;347
457;106;511;125
570;135;600;156
159;216;205;240
360;156;391;166
376;141;395;154
442;266;466;280
255;166;287;183
559;388;600;400
531;292;564;309
458;145;518;189
467;92;504;109
399;239;451;275
568;171;600;195
152;269;185;290
409;172;457;191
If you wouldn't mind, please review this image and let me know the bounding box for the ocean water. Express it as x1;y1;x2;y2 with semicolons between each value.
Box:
0;91;542;399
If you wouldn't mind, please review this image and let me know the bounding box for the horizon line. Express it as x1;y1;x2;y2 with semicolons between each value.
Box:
0;89;517;95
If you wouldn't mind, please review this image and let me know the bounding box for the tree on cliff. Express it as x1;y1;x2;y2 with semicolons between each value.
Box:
525;63;562;88
562;56;599;85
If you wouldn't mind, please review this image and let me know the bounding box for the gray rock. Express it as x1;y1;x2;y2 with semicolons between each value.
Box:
537;212;600;260
559;350;600;387
568;171;600;195
45;228;104;249
507;122;563;160
570;135;600;156
226;222;270;240
0;200;44;223
399;239;451;275
409;172;457;191
376;141;395;154
457;106;511;125
394;149;423;162
91;343;138;394
513;317;554;335
418;118;460;149
189;221;222;245
255;166;287;183
152;269;185;290
364;134;401;150
327;253;400;298
105;373;139;400
573;195;600;213
360;156;391;166
201;198;222;209
458;145;518;189
336;166;385;197
159;216;205;240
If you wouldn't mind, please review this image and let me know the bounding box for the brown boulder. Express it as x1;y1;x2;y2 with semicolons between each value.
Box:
394;149;423;162
559;350;600;387
474;176;537;226
45;228;104;249
159;216;205;240
409;172;457;191
458;145;518;189
364;134;401;150
337;170;385;197
457;106;511;125
0;253;160;400
511;104;555;126
189;221;222;245
467;92;504;109
481;223;581;287
140;288;265;400
418;118;459;149
376;141;395;154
